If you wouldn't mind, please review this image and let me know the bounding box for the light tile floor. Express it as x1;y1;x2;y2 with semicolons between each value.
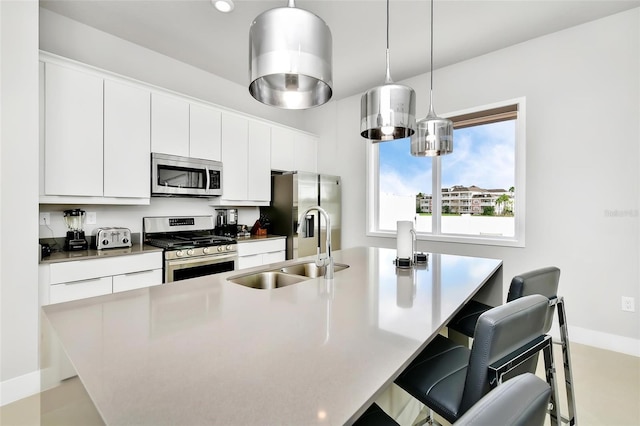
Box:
0;342;638;425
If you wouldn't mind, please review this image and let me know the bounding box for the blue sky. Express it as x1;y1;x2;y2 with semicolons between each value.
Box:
379;120;515;196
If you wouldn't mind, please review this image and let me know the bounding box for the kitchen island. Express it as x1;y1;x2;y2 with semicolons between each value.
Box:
41;247;502;425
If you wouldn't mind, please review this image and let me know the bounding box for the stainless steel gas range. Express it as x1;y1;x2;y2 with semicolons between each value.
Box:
143;216;237;283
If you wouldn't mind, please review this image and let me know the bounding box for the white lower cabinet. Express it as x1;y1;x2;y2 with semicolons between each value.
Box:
113;269;163;293
50;276;113;304
41;252;163;305
237;239;286;270
237;253;264;270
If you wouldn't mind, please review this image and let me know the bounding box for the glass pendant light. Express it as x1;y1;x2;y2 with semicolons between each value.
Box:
360;0;416;142
249;0;333;109
411;0;453;156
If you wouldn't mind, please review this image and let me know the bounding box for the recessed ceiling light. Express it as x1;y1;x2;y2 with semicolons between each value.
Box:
212;0;234;13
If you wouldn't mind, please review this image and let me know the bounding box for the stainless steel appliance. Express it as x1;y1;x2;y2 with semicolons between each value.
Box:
95;227;132;250
63;209;88;251
151;153;222;197
261;172;341;259
143;216;237;283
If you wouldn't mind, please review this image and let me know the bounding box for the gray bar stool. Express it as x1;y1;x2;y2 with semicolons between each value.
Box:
394;295;561;425
447;266;577;425
355;373;551;426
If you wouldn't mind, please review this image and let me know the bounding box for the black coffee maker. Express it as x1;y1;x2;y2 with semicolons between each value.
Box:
64;209;89;251
215;209;238;237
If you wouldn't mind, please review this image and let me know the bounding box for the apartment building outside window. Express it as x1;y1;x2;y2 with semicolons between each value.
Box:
367;98;526;247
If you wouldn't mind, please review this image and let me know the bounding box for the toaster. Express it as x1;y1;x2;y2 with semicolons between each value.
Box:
95;227;132;250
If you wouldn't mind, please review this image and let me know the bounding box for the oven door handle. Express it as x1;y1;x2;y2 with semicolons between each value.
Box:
205;166;211;192
168;253;237;267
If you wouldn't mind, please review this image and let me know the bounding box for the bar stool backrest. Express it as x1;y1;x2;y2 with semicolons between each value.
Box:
507;266;560;333
460;294;549;416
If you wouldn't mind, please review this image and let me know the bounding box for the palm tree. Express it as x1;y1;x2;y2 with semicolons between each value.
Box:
495;194;511;215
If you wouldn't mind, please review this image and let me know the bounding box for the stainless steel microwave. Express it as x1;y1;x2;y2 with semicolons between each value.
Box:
151;153;222;197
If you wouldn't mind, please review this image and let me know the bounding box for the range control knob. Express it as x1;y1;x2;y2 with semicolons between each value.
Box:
176;250;185;257
203;247;211;254
187;249;195;256
102;239;109;246
217;246;224;253
122;238;129;244
226;245;232;251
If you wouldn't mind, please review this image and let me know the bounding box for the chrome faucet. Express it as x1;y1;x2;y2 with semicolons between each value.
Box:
298;205;334;279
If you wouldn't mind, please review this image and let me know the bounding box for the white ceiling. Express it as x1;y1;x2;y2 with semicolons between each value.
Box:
40;0;640;101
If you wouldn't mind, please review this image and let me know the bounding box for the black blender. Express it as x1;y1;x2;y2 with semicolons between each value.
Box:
64;209;89;251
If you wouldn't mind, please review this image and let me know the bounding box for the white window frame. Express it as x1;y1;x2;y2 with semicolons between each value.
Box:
366;97;526;248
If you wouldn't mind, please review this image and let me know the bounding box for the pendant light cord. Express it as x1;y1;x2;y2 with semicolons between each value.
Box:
384;0;392;83
429;0;435;112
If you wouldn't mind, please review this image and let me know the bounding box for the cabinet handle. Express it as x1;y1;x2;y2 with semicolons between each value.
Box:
58;277;108;286
123;270;153;277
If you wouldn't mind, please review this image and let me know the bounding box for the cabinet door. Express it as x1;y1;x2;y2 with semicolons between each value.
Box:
113;269;162;293
237;254;263;270
247;120;271;201
44;62;103;196
104;80;151;198
221;113;248;200
294;133;318;173
49;276;112;304
263;251;286;265
151;93;189;157
270;126;295;171
237;239;286;256
190;103;221;161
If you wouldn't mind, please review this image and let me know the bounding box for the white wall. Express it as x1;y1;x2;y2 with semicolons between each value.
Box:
312;8;640;355
0;0;40;405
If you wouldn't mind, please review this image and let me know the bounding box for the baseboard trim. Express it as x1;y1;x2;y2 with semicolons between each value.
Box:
552;326;640;358
0;370;41;406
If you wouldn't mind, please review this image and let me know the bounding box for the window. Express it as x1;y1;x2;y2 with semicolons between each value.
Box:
367;98;525;247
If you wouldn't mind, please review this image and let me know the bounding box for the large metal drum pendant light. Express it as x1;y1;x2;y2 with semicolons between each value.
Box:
360;0;416;142
249;0;333;109
411;0;453;156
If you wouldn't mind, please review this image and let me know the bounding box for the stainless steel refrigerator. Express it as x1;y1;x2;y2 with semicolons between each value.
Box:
262;172;341;260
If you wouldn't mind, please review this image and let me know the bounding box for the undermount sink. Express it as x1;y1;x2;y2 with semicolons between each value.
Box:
227;271;308;290
280;262;350;278
227;262;350;289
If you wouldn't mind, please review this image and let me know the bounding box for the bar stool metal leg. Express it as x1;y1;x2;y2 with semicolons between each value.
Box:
543;338;562;426
556;297;578;425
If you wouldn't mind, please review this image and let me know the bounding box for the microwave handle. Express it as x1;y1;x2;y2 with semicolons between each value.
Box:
205;166;211;191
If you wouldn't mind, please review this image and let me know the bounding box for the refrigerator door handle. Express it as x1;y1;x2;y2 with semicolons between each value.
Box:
300;214;315;238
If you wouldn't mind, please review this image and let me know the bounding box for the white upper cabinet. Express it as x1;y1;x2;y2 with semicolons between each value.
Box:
39;54;317;206
104;80;150;198
271;126;295;171
151;93;190;157
270;125;317;173
190;103;222;161
221;113;249;201
295;133;318;173
44;62;104;196
247;120;271;201
218;113;271;205
151;94;222;161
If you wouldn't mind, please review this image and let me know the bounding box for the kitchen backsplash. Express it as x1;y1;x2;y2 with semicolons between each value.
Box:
39;198;260;239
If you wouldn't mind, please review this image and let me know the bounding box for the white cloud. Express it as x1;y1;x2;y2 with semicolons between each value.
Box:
442;121;515;189
380;166;431;196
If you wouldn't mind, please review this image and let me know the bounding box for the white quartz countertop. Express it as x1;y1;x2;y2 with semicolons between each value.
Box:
42;247;502;425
